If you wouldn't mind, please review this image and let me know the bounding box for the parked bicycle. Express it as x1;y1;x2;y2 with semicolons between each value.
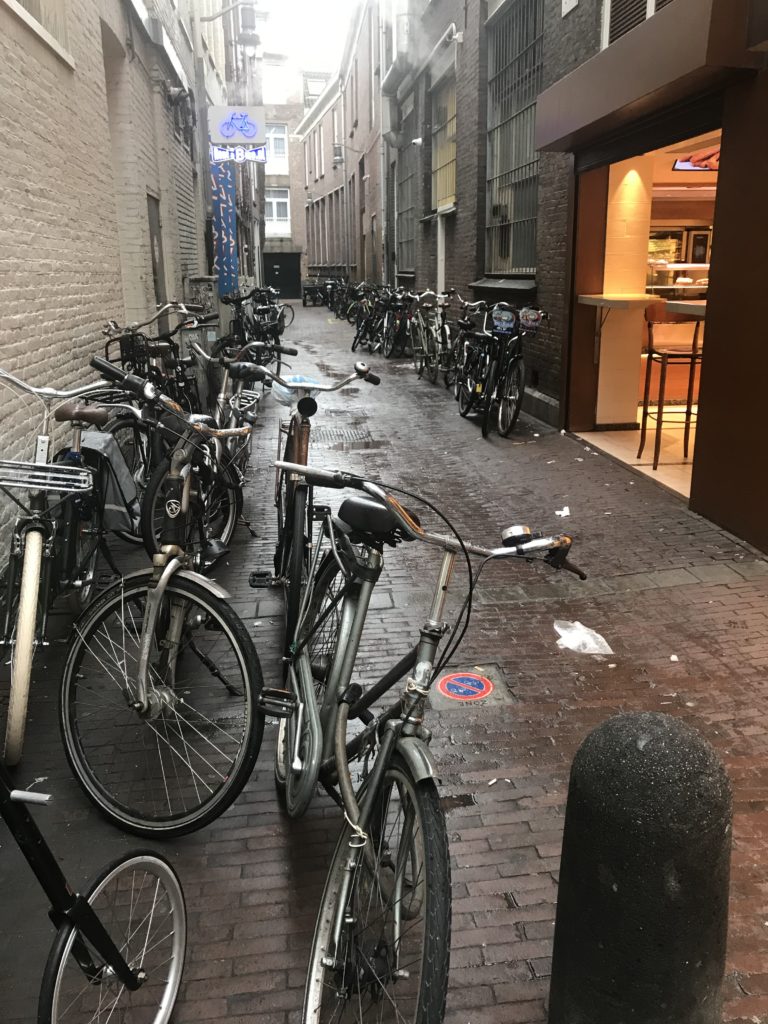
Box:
1;765;186;1022
272;460;585;1022
58;356;265;837
0;368;123;765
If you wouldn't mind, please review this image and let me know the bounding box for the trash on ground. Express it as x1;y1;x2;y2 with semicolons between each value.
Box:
554;620;614;656
670;654;679;662
488;778;498;787
555;506;570;517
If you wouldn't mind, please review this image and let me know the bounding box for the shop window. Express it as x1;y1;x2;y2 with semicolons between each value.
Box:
431;76;457;210
605;0;675;48
485;0;543;276
265;187;291;237
396;144;417;273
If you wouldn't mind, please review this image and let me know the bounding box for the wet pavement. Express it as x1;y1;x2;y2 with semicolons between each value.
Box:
2;304;768;1022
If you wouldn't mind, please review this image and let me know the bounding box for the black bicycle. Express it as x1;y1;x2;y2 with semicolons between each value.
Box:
1;765;186;1022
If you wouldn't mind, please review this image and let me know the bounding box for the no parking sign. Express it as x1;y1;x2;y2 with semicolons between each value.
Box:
436;672;494;702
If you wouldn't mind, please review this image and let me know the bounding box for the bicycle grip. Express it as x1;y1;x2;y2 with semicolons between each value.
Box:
275;344;298;356
182;302;205;313
90;356;126;382
365;371;381;386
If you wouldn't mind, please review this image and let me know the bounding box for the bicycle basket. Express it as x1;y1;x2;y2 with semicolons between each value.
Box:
0;460;92;494
271;375;321;407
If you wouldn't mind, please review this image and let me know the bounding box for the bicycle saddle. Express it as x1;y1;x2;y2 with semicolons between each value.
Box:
227;361;265;381
54;403;109;427
335;496;419;546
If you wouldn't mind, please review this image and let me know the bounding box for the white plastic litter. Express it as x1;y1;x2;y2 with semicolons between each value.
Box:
555;506;570;517
554;620;614;656
670;654;679;662
488;779;498;787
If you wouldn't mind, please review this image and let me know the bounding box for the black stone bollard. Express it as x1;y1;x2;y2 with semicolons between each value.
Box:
548;712;732;1024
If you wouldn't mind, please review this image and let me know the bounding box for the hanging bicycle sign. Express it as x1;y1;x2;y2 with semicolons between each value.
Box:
208;105;265;145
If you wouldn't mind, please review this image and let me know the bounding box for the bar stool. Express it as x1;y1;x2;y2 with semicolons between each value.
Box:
637;302;703;471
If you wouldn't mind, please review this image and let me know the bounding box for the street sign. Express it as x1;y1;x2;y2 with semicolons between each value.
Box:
210;144;267;164
208;105;265;145
436;672;494;702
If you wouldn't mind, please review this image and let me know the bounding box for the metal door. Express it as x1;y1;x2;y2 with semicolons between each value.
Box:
263;252;301;298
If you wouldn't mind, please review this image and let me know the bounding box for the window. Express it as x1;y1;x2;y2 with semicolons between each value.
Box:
5;0;71;58
604;0;675;47
265;187;291;237
320;123;325;177
313;130;319;180
332;104;340;144
485;0;543;276
431;76;456;210
304;140;309;187
396;145;417;273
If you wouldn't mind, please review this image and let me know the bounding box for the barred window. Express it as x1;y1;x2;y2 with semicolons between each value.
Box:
431;76;456;210
396;145;417;273
10;0;69;48
485;0;543;276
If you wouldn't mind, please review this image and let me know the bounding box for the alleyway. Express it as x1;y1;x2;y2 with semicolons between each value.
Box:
2;305;768;1023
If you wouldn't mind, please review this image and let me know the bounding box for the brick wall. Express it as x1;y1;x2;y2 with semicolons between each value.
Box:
0;0;124;469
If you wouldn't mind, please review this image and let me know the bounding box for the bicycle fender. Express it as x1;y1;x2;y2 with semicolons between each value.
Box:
119;566;231;600
396;737;440;784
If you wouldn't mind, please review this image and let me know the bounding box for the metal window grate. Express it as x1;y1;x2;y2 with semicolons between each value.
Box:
431;77;457;209
485;0;543;275
397;144;417;273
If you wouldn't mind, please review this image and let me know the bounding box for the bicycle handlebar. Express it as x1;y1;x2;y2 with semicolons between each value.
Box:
0;366;110;403
89;356;250;438
257;362;381;391
103;302;206;337
274;460;585;575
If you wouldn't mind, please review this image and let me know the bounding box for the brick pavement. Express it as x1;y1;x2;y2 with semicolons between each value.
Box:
2;305;768;1022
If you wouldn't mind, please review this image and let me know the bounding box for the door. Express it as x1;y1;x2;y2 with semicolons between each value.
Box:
263;252;301;298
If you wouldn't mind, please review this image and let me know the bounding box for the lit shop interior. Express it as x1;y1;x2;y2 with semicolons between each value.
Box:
576;131;719;498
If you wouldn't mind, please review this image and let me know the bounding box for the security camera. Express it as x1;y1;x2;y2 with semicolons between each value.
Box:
411;137;423;146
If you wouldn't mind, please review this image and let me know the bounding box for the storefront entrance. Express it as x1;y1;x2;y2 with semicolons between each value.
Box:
573;131;718;499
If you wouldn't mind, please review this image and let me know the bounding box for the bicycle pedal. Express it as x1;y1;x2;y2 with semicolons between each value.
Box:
258;688;297;719
249;570;276;588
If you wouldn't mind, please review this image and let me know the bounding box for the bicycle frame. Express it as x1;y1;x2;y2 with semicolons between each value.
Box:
0;765;142;990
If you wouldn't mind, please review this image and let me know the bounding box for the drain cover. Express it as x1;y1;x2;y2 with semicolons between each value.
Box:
312;427;373;444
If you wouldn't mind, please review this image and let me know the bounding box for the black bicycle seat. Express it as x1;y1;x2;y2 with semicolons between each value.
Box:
337;496;398;538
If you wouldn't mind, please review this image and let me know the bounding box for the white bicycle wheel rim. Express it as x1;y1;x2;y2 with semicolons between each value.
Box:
4;529;44;765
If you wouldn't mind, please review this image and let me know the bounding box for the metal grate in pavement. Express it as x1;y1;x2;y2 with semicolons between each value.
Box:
311;426;373;444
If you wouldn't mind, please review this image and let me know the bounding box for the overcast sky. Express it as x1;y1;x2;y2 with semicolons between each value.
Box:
263;0;361;73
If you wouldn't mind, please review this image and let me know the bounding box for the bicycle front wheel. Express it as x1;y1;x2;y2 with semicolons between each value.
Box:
60;571;264;837
304;756;451;1023
281;304;295;328
481;359;499;438
4;528;44;766
39;852;186;1024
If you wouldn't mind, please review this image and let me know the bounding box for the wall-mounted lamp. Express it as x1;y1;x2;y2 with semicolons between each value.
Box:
411;137;423;146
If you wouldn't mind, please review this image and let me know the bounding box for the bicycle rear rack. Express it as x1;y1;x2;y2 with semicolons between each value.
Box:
0;460;92;494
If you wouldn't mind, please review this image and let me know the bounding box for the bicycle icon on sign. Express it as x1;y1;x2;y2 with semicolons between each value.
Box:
219;112;258;139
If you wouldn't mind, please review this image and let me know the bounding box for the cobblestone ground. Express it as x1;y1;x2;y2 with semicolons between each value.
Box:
2;304;768;1023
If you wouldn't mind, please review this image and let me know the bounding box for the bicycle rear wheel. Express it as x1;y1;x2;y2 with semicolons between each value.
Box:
39;852;186;1024
424;332;439;385
275;551;344;813
304;755;451;1023
481;359;499;438
281;304;295;328
60;571;263;837
498;357;526;437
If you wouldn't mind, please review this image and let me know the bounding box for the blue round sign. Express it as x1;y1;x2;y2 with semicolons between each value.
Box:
437;672;494;702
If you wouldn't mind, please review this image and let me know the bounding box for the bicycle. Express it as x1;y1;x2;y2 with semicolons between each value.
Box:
411;290;441;384
271;460;586;1021
0;367;127;765
58;356;265;837
1;766;186;1022
246;362;381;677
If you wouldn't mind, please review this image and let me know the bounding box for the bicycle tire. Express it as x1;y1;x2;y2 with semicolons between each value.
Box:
424;331;439;385
457;369;476;417
282;486;308;664
281;304;295;328
412;324;425;377
481;359;499;438
303;754;451;1023
39;851;186;1024
60;571;264;837
275;551;344;810
381;319;396;359
140;458;242;569
346;302;361;325
498;357;526;437
3;529;44;766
